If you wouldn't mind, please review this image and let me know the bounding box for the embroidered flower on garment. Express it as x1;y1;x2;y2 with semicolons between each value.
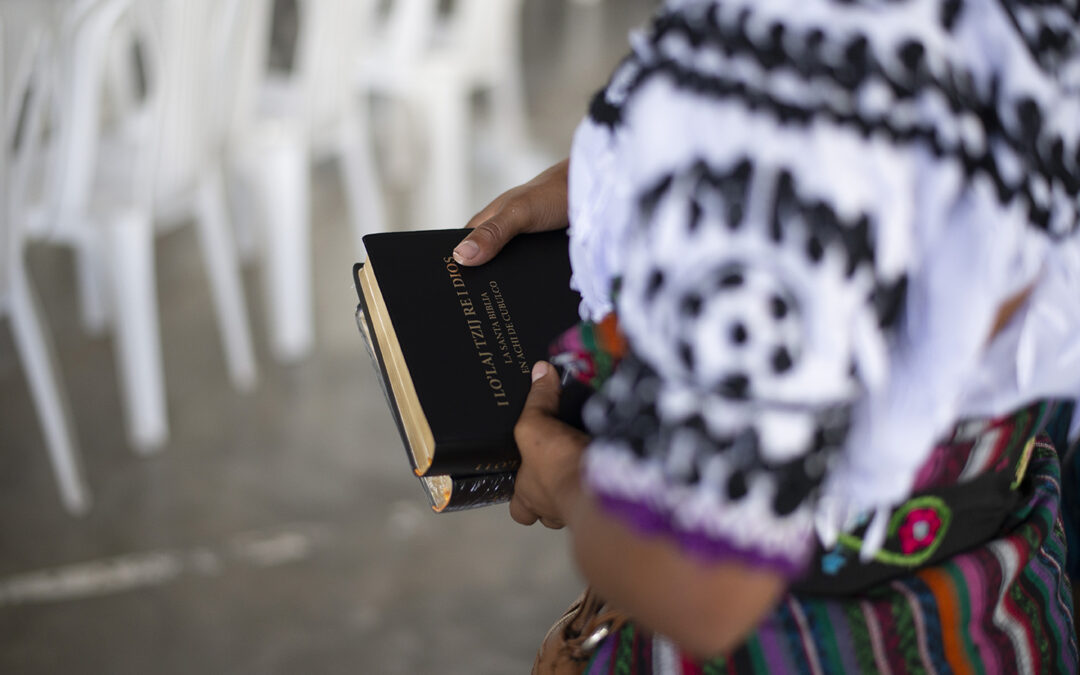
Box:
897;507;943;555
836;495;952;567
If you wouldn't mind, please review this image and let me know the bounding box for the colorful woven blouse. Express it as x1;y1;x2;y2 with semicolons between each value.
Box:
560;0;1080;671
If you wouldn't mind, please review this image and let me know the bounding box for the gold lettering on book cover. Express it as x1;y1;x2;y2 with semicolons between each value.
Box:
443;257;517;407
485;281;530;375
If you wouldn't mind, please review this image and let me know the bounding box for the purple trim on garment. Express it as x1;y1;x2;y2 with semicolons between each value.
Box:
596;494;810;579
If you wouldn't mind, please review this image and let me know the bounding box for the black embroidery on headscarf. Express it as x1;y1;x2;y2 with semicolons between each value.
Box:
770;170;878;276
941;0;963;32
759;22;788;70
806;234;825;263
772;346;794;374
630;56;1074;237
660;161;881;279
688;198;704;232
771;171;795;243
998;1;1080;72
718;269;746;289
839;216;875;278
871;274;909;329
588;88;622;130
681;293;704;317
839;35;871;89
1015;97;1042;146
605;8;1080;238
719;373;751;399
773;461;814;516
645;269;665;301
588;353;855;518
731;321;750;346
770;295;789;319
697;157;753;229
727;470;749;500
679;341;696;370
639;174;674;222
897;39;927;82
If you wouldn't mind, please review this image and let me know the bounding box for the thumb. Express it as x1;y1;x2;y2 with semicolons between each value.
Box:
521;361;561;418
453;218;515;267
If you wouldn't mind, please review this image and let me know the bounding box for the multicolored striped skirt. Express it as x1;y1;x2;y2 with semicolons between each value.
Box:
583;436;1078;674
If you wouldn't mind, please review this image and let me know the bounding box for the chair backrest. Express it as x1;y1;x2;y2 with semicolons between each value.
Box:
293;0;381;132
49;0;241;213
146;0;289;201
140;0;218;199
210;0;274;145
379;0;438;74
445;0;524;86
48;0;149;224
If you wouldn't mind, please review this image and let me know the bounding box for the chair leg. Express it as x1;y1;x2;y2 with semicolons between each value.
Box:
107;209;168;453
249;130;314;363
75;230;111;335
227;169;261;266
9;259;92;514
339;109;387;252
194;166;258;389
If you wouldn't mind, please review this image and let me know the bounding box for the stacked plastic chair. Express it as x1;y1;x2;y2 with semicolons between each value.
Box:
360;0;531;232
220;0;536;362
226;0;386;363
23;0;258;452
0;3;91;514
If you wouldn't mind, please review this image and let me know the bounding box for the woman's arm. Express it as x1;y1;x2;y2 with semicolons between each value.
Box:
512;362;786;660
570;492;786;659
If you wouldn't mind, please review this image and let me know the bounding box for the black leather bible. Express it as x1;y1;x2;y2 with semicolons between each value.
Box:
353;228;582;511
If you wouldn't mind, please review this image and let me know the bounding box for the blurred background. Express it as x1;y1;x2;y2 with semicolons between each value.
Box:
0;0;653;672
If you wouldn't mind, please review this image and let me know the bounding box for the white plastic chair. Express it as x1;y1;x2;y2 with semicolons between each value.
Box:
26;0;258;452
0;8;91;514
445;0;530;158
225;0;385;362
221;0;530;360
360;0;532;231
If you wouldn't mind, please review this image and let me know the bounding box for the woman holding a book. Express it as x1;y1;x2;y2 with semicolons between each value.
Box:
455;1;1080;671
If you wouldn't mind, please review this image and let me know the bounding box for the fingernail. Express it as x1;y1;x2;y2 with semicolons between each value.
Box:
453;240;479;264
531;361;549;382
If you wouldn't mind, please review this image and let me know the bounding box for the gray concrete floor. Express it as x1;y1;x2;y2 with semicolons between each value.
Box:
0;2;654;673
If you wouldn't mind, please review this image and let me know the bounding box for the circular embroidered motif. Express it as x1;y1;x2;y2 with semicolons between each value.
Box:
897;506;944;555
835;495;953;568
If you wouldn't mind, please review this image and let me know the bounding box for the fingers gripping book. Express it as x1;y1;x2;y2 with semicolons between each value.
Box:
353;229;584;511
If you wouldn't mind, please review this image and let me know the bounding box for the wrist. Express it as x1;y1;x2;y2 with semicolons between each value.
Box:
556;465;584;526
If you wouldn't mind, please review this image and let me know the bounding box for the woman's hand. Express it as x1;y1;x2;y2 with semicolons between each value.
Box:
509;361;589;529
453;160;570;267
